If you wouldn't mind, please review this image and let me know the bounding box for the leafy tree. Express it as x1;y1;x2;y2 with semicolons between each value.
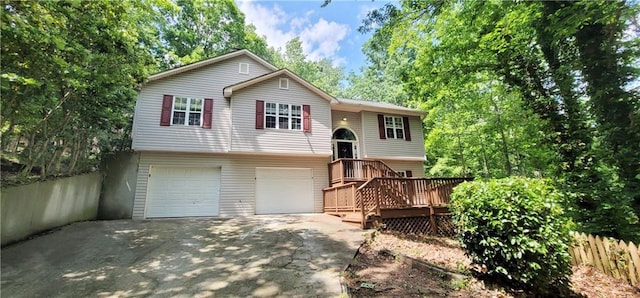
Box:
354;0;640;240
151;0;273;70
273;37;344;96
1;0;281;181
340;39;410;104
1;0;154;177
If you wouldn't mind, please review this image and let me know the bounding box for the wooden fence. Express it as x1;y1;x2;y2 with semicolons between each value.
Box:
569;232;640;287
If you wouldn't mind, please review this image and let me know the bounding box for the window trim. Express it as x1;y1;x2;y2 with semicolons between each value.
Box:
239;63;249;74
279;78;289;89
170;96;204;126
383;115;405;139
264;102;302;131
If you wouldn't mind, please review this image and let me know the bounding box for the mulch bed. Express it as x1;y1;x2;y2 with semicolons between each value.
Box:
343;232;640;297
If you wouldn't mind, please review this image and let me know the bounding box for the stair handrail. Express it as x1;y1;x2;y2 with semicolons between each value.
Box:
355;177;411;217
352;176;473;228
373;177;412;208
375;160;404;178
356;177;381;219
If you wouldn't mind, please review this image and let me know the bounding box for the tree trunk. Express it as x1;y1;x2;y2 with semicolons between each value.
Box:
67;132;88;175
537;1;594;175
491;97;512;176
575;14;640;208
46;140;65;176
477;132;491;177
454;127;466;177
1;121;16;152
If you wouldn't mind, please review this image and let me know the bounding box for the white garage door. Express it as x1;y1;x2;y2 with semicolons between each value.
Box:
146;166;220;218
255;168;314;214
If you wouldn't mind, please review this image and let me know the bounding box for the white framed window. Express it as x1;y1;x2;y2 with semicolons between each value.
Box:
265;102;302;130
279;78;289;89
397;171;406;177
239;63;249;74
291;104;302;130
384;116;404;139
172;97;203;126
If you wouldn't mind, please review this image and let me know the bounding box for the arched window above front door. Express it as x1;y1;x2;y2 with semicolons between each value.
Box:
332;128;356;140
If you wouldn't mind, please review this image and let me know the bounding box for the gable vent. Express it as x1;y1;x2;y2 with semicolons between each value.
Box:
279;78;289;89
239;63;249;74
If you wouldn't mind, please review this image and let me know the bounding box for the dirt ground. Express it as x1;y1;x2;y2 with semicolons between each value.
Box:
344;232;640;297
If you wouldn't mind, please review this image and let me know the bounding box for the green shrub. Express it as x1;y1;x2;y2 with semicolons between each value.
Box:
450;177;573;295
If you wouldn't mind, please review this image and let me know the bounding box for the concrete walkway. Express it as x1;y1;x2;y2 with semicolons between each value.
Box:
1;214;364;297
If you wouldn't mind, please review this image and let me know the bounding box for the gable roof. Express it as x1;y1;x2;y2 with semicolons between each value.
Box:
223;69;337;103
334;98;426;117
143;49;425;117
146;49;278;83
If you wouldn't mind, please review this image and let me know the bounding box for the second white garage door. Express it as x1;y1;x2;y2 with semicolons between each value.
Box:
145;166;221;218
255;168;314;214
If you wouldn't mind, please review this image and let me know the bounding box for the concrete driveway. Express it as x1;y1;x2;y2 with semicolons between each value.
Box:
1;214;364;297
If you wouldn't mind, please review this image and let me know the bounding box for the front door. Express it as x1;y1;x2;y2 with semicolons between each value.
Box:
337;141;353;159
332;127;359;161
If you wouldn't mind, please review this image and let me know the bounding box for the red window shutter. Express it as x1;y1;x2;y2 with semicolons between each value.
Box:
303;105;311;132
403;116;412;141
255;100;264;129
406;170;413;177
377;114;386;139
160;94;173;126
202;98;213;129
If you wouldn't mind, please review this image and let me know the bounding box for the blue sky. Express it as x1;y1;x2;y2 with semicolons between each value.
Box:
237;0;392;74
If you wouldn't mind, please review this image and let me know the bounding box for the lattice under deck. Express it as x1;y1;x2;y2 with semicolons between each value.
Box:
435;215;456;237
379;214;456;237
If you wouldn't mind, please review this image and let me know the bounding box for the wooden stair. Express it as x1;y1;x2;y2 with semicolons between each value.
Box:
341;212;362;223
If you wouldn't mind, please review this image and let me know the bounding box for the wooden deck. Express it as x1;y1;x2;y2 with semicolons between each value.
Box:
323;159;471;233
328;158;402;185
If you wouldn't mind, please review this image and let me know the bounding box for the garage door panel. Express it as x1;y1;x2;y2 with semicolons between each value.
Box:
146;166;220;218
256;168;312;180
255;168;313;214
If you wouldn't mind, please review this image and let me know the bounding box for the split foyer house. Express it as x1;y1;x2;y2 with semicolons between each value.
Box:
131;49;433;222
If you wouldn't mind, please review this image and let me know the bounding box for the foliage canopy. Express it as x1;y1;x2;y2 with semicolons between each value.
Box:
354;0;640;240
1;0;344;181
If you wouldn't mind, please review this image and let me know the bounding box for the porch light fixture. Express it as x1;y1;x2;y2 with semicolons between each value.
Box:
342;117;347;121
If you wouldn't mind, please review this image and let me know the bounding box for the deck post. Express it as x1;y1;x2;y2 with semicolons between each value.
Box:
359;189;366;229
427;180;434;206
376;180;381;216
429;206;436;236
334;188;338;213
408;179;415;205
339;160;344;185
351;183;356;212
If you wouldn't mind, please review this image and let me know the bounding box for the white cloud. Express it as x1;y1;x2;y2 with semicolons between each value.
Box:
300;18;349;61
238;1;294;51
332;56;347;67
238;1;348;61
290;10;314;30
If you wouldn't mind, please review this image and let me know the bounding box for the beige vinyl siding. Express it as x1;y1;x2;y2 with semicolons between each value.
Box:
331;111;362;153
132;152;330;219
132;55;273;153
230;76;332;155
361;111;425;160
382;160;425;178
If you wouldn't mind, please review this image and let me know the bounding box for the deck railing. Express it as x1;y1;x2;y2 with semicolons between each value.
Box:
323;182;359;213
329;159;402;185
325;177;471;213
324;177;472;227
